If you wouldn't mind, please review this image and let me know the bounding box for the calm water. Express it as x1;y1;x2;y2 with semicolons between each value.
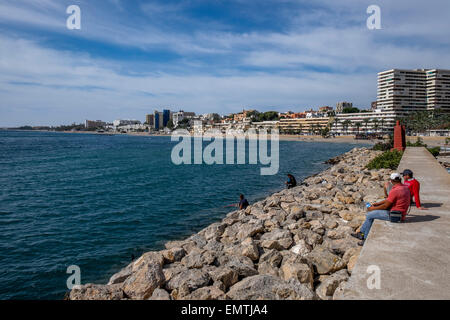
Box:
0;130;367;299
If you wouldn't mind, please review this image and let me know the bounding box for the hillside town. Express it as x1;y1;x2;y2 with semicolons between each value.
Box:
15;69;450;137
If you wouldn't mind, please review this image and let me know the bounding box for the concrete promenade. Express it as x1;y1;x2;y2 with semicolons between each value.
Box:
338;147;450;299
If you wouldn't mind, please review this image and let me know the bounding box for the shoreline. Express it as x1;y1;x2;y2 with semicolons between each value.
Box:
5;129;449;146
69;146;391;300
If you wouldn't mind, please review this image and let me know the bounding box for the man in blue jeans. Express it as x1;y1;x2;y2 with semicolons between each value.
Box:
352;173;410;246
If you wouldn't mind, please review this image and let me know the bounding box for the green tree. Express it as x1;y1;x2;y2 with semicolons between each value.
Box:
355;122;362;134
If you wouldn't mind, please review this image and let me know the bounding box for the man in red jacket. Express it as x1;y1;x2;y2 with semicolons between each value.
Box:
402;169;427;210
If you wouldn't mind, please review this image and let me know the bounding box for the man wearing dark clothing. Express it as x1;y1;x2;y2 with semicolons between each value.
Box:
239;194;249;210
286;174;297;189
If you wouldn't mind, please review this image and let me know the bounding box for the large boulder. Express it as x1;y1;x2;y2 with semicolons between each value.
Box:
69;284;125;300
122;262;165;299
149;288;171;300
241;237;260;261
305;246;346;275
184;286;226;300
209;266;239;290
227;275;316;300
257;249;282;276
217;255;258;278
166;269;211;292
315;270;349;300
180;249;216;269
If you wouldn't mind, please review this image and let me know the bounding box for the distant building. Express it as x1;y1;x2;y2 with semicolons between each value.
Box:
377;68;450;113
278;117;330;134
332;109;397;135
85;120;106;129
113;119;140;127
153;111;162;130
336;102;353;113
145;114;154;126
371;101;377;110
163;109;170;127
318;106;333;113
233;109;255;122
172;111;196;127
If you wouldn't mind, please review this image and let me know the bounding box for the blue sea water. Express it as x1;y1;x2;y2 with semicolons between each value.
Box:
0;130;368;300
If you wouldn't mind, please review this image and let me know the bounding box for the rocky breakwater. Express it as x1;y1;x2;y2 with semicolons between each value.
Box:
69;147;390;300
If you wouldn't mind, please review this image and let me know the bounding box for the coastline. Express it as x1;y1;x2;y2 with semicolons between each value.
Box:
69;146;391;300
6;129;449;146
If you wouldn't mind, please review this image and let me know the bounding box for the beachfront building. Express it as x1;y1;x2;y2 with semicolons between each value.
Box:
331;109;397;135
278;116;330;134
377;68;450;114
113;119;141;127
85;120;106;129
250;121;279;131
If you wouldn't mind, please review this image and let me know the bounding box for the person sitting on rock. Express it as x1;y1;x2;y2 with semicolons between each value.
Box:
239;194;249;210
285;174;297;189
402;169;427;210
352;173;410;246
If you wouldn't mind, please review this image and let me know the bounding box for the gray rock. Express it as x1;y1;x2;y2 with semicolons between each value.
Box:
305;245;346;275
227;275;316;300
162;247;186;263
107;265;132;285
69;284;125;300
209;266;239;290
315;269;349;300
166;269;212;292
149;288;171;300
217;255;258;278
184;286;226;300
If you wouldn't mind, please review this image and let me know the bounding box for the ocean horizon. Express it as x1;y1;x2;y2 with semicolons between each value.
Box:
0;130;368;299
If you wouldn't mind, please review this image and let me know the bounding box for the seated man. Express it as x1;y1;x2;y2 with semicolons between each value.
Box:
239;194;249;210
352;173;410;246
285;174;297;189
402;169;427;210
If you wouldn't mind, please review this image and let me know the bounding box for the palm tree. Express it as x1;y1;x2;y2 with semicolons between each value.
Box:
342;120;351;135
333;117;340;135
372;119;379;134
363;118;370;134
380;118;385;134
355;122;362;135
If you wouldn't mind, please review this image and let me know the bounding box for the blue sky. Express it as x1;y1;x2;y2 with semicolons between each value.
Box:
1;0;450;126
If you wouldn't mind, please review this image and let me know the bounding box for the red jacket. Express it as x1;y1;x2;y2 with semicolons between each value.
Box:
404;178;421;208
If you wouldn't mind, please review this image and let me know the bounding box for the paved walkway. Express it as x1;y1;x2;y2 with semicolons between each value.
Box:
338;147;450;299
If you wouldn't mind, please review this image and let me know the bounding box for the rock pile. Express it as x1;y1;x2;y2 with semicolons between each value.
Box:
69;147;390;300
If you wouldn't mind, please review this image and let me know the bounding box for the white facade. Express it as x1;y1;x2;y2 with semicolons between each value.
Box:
113;119;141;127
377;68;450;114
332;109;397;135
173;111;195;127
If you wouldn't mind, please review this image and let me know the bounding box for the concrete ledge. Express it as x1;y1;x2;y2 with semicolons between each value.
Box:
338;147;450;299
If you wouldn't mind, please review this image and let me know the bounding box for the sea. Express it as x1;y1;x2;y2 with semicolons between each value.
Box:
0;130;368;299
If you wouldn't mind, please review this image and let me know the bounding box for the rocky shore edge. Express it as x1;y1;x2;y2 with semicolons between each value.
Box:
68;147;390;300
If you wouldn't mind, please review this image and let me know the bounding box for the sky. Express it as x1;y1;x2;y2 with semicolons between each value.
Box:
0;0;450;127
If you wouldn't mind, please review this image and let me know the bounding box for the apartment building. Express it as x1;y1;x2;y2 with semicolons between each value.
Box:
426;69;450;112
377;68;450;113
278;117;330;134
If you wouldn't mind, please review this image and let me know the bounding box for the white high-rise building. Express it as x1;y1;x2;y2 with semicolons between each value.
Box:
377;69;450;113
